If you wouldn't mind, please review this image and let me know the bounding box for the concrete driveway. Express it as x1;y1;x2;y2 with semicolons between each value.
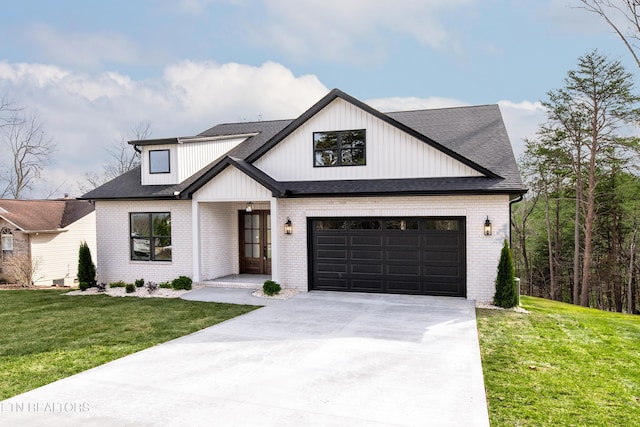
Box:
0;290;489;427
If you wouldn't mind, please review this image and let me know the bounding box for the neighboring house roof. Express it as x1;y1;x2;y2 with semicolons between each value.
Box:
0;199;94;232
81;89;526;201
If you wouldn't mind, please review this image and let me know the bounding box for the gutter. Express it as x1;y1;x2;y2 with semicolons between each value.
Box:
509;193;525;246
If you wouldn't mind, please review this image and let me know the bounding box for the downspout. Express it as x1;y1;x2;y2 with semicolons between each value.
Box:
509;194;524;247
133;144;141;154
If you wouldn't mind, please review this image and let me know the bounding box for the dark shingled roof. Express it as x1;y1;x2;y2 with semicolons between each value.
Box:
81;89;525;201
0;199;94;232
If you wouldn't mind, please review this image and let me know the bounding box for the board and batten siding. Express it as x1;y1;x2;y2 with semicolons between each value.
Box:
140;136;248;186
30;212;97;286
193;166;272;202
254;98;484;181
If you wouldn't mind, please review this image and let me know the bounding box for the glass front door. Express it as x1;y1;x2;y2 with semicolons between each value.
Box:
239;210;271;275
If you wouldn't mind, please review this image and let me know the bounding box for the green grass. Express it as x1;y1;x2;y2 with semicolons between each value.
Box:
477;296;640;426
0;290;259;400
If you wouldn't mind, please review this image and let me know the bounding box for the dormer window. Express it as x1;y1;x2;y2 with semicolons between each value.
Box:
314;129;366;167
149;149;170;174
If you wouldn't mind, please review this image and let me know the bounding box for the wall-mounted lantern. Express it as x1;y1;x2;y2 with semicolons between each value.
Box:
245;202;254;213
284;217;293;235
484;216;492;236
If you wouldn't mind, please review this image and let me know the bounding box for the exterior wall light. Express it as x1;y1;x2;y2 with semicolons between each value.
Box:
484;216;492;236
284;218;293;235
245;202;254;213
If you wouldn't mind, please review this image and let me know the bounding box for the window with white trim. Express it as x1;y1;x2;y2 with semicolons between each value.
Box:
149;149;170;174
1;227;13;259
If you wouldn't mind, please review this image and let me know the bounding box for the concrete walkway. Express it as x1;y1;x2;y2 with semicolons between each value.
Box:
0;289;489;427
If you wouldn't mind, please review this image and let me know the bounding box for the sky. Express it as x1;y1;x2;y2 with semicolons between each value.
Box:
0;0;637;198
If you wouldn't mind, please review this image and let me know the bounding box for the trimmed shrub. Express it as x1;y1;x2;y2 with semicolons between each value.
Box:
146;281;158;294
135;278;145;288
494;239;518;308
125;283;136;293
79;282;90;292
109;281;127;288
96;282;107;293
158;281;172;289
171;276;192;291
77;241;96;287
263;280;281;296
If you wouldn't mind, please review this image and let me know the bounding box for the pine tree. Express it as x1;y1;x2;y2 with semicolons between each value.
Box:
494;239;518;308
77;241;96;287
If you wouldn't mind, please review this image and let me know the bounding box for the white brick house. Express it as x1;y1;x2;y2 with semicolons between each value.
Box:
83;89;525;303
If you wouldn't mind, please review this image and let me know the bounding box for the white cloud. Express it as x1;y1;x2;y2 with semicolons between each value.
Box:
249;0;474;63
497;100;546;160
0;60;328;198
24;23;143;70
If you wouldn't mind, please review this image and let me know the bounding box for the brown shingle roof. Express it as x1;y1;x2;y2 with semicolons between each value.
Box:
0;199;94;232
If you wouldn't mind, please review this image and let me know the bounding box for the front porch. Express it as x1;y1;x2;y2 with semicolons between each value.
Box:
198;274;270;289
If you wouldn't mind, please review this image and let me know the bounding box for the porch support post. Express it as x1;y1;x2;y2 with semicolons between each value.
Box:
270;196;280;283
192;200;201;282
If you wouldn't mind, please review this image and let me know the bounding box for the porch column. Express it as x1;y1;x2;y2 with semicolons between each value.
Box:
192;200;201;282
270;196;280;283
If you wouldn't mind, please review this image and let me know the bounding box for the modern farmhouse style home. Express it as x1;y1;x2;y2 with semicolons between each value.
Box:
82;89;525;302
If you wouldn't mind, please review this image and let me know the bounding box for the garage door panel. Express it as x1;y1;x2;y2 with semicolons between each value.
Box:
316;262;348;273
314;277;348;290
316;235;347;245
387;264;420;276
350;236;382;246
351;278;384;291
386;235;421;247
351;250;383;261
351;263;383;274
388;280;421;292
317;249;347;260
310;217;465;297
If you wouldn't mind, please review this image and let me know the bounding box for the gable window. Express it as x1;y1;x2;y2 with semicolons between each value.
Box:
1;227;13;258
130;213;171;261
313;129;366;167
149;150;170;174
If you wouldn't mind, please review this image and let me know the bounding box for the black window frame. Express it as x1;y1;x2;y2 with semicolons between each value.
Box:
149;149;171;174
313;129;366;167
129;212;172;262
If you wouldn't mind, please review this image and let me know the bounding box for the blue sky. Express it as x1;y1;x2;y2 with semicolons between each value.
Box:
0;0;637;197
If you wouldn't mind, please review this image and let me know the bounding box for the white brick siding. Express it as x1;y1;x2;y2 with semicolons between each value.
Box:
96;195;508;303
274;194;510;303
95;200;192;284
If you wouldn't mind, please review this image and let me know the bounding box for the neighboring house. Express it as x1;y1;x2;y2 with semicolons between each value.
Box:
0;199;96;286
82;89;526;303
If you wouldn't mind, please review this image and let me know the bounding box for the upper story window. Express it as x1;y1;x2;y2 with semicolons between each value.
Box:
313;129;366;167
149;149;170;174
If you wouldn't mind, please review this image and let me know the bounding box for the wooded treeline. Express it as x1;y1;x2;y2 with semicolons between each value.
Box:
512;50;640;313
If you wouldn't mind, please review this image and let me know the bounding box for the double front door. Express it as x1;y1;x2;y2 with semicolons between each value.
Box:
239;210;271;275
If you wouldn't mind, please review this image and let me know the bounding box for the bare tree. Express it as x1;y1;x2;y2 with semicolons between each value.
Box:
78;121;151;194
579;0;640;68
0;110;56;199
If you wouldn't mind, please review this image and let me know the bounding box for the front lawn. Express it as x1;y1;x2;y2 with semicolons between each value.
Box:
0;290;258;400
477;296;640;426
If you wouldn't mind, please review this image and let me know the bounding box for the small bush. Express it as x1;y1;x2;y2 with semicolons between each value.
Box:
109;281;127;288
79;282;90;292
135;278;145;288
158;281;172;289
77;241;96;287
96;282;107;293
146;281;158;294
125;283;136;293
171;276;192;291
263;280;281;296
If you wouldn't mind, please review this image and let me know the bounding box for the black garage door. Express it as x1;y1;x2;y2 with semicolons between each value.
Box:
309;217;466;297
